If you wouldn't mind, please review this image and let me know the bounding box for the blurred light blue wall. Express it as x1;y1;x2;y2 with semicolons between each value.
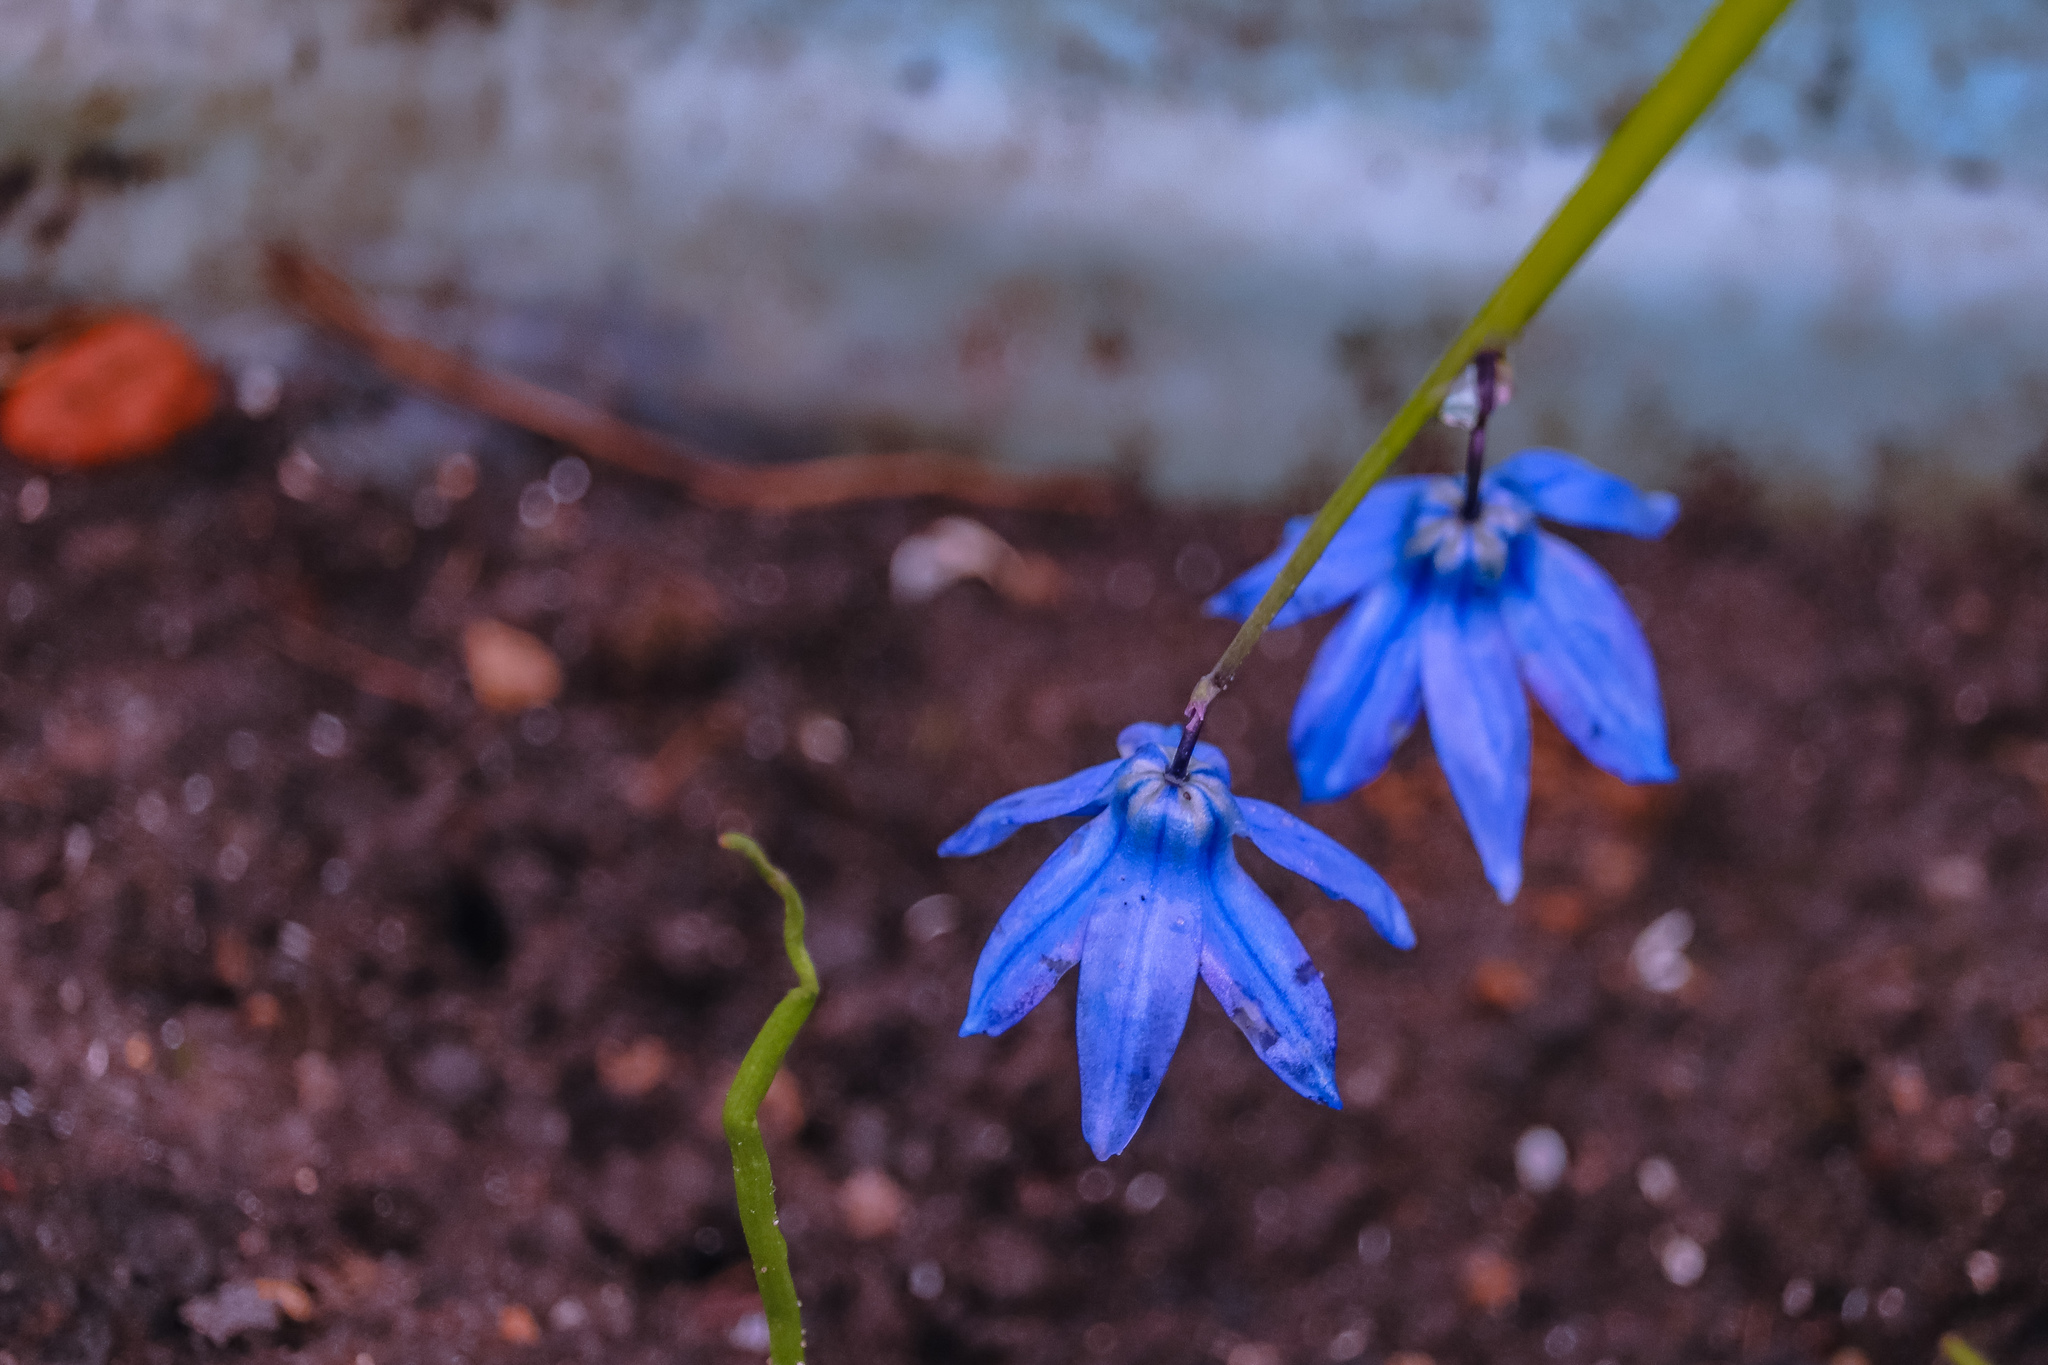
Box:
3;0;2045;501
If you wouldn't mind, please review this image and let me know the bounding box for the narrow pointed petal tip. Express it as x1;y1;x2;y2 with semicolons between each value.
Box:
938;757;1122;857
1420;590;1531;909
960;816;1118;1035
1289;580;1425;802
1505;533;1677;785
1489;449;1679;538
1201;858;1340;1106
1074;850;1204;1164
1236;798;1414;950
1208;481;1428;629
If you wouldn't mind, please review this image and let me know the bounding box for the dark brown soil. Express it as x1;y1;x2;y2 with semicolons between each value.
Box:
1;405;2046;1365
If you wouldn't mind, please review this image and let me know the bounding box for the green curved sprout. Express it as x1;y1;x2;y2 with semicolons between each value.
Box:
719;833;820;1365
1942;1335;1994;1365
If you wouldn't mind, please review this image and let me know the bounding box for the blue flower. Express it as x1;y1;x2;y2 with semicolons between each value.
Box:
940;723;1412;1159
1207;449;1678;903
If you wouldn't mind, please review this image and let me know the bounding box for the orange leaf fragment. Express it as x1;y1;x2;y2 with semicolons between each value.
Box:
2;313;218;468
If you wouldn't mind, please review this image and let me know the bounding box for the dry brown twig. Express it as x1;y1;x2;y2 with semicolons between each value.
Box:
622;699;747;812
265;246;1120;515
273;613;451;710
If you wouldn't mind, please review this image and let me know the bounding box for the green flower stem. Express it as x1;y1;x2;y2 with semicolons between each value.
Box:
719;833;820;1365
1183;0;1797;725
1941;1336;1995;1365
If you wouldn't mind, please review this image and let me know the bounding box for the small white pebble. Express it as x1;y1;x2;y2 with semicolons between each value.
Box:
1636;1156;1680;1206
727;1311;771;1352
135;790;170;835
1841;1287;1869;1322
1076;1167;1115;1203
85;1040;109;1079
1782;1277;1814;1315
1631;910;1694;993
236;364;282;418
1660;1235;1706;1287
907;1261;944;1301
1921;854;1987;903
309;713;347;758
17;476;51;523
278;448;324;501
547;457;591;504
279;922;315;963
1515;1127;1569;1194
63;825;93;874
216;844;250;883
903;894;959;944
889;517;1012;603
1967;1250;2000;1294
1357;1224;1392;1265
1123;1172;1168;1213
518;482;556;529
1326;1327;1368;1361
797;714;850;765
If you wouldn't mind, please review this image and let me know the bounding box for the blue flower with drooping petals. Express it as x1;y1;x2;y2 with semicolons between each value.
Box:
941;723;1411;1159
1208;449;1678;903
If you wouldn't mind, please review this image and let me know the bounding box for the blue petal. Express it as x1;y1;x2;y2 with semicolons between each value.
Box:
1420;576;1530;902
960;812;1122;1037
1489;450;1678;538
1116;722;1229;782
1205;479;1430;628
1290;576;1427;802
1074;826;1209;1159
939;758;1123;856
1198;854;1338;1106
1504;533;1675;783
1236;798;1414;949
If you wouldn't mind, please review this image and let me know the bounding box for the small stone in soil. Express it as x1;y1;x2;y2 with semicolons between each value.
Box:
838;1169;908;1239
1469;959;1537;1012
180;1282;279;1345
1515;1127;1569;1194
596;1036;672;1098
498;1303;541;1345
1460;1249;1521;1312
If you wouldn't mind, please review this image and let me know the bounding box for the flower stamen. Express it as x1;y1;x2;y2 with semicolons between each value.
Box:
1459;351;1503;522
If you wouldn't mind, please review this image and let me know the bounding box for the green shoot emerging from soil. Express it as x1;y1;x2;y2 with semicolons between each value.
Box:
1941;1335;1995;1365
719;833;821;1365
1172;0;1798;766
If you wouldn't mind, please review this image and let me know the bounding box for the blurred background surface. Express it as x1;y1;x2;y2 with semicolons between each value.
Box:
5;0;2047;500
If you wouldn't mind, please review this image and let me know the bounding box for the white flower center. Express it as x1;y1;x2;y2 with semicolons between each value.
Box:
1405;478;1531;579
